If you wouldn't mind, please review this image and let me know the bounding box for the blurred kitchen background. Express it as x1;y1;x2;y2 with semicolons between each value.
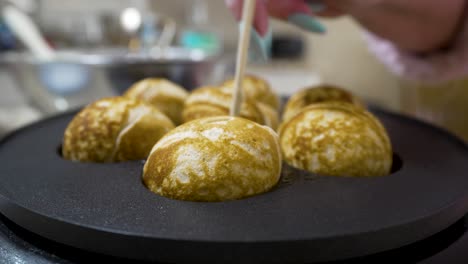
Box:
0;0;466;142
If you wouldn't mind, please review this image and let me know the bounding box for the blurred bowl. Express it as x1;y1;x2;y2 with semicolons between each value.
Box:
0;47;234;114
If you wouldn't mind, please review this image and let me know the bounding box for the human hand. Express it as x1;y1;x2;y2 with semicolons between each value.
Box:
226;0;465;53
225;0;326;37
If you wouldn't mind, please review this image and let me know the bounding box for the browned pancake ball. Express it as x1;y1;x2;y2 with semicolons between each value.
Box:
182;86;266;125
257;102;279;131
282;84;364;123
221;74;280;110
124;78;188;125
279;102;392;177
143;116;282;202
62;97;175;162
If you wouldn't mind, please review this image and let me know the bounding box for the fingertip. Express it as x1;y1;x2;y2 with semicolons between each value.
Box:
291;1;315;16
253;0;269;36
225;0;243;20
288;14;327;34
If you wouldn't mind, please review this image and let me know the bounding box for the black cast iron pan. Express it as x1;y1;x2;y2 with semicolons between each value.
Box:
0;107;467;263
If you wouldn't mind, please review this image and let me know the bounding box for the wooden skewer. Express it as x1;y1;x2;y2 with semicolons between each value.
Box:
230;0;256;117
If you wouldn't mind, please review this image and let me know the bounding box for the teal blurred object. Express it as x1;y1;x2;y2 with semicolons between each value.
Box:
248;25;272;62
180;29;220;54
287;13;326;34
180;0;221;55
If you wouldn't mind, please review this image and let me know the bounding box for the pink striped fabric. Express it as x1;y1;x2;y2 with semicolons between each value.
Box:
363;14;468;84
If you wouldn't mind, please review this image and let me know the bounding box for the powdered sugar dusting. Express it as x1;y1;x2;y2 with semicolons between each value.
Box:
151;130;199;153
171;145;204;183
201;127;225;142
230;140;265;161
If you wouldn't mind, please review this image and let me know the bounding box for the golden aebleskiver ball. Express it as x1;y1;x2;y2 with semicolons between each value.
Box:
221;74;280;110
62;97;175;162
124;78;188;125
143;116;282;202
282;84;364;123
182;86;266;125
257;102;279;131
279;102;392;177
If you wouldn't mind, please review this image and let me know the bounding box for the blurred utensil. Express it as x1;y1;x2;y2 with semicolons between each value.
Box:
1;4;54;61
155;16;176;54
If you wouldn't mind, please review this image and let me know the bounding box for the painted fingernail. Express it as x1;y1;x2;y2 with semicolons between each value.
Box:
250;27;271;61
306;0;326;13
239;22;271;62
288;14;326;34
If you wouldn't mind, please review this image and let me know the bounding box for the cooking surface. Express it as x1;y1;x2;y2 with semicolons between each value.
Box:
1;212;468;264
0;108;468;263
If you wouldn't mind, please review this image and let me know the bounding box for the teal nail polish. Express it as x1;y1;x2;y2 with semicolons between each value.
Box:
239;22;272;62
288;14;326;34
307;0;326;12
250;27;271;62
